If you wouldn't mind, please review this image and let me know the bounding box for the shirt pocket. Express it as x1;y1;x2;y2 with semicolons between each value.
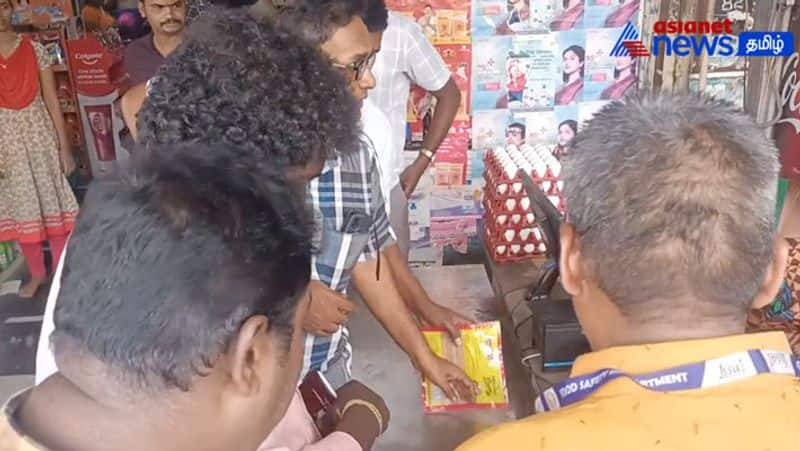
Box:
315;216;371;288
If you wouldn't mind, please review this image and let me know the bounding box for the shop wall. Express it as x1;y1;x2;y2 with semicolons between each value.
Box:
391;0;644;265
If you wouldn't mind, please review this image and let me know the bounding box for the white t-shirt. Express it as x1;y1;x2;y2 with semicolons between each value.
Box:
370;12;451;193
361;98;394;201
35;245;64;384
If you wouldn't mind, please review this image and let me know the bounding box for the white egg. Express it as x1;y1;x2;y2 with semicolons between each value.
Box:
533;228;542;241
519;228;531;240
538;243;547;253
505;199;517;211
496;183;508;195
548;196;560;208
526;213;535;224
520;197;531;210
541;181;552;192
504;230;516;242
557;181;564;191
510;244;521;254
511;214;521;224
512;182;523;193
524;243;536;253
496;214;507;225
549;160;562;177
495;245;507;255
533;162;547;178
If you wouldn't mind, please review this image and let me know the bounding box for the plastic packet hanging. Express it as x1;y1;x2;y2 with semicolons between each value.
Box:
421;320;508;413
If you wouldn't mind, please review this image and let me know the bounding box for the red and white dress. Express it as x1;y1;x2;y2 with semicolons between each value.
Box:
0;36;78;244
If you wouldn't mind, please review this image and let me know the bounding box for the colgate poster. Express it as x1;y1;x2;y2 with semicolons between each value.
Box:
67;37;115;97
66;36;124;178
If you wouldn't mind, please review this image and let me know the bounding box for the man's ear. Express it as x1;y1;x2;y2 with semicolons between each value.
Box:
229;315;269;396
559;222;584;298
751;238;790;310
138;2;145;18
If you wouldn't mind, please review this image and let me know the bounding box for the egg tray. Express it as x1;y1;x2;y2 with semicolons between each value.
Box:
484;228;545;263
483;188;566;215
482;197;536;228
483;150;560;188
484;217;547;247
484;171;564;204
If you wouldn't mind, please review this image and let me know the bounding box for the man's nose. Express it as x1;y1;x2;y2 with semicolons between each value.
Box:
359;67;376;91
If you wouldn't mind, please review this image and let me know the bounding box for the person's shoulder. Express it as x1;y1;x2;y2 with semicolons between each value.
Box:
387;11;425;39
456;407;593;451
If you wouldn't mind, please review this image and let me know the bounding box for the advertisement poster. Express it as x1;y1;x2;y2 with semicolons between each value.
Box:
473;109;510;149
68;37;125;179
387;0;470;44
584;0;640;29
584;27;636;101
554;29;586;106
507;34;559;110
438;44;472;120
472;36;511;110
434;120;471;186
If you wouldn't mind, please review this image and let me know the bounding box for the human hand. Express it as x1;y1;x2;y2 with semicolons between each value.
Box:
59;146;76;176
417;353;478;402
399;156;429;198
334;381;390;450
419;303;473;346
303;280;356;336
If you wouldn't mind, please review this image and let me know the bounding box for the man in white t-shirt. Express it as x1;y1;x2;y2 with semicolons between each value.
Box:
364;0;461;258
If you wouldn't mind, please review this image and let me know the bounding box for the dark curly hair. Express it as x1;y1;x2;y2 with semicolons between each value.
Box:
137;7;361;168
269;0;367;46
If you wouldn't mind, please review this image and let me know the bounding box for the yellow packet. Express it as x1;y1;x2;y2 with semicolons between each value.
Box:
421;321;508;413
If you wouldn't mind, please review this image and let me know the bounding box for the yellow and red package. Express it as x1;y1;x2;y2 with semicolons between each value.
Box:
421;321;508;413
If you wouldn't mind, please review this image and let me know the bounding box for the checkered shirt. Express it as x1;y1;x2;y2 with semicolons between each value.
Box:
300;139;396;377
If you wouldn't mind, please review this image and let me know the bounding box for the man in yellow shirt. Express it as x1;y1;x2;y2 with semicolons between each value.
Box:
459;94;800;451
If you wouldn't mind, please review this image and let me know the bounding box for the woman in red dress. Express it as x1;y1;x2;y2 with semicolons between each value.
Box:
554;45;584;105
601;55;637;100
550;0;584;31
604;0;640;28
0;0;78;297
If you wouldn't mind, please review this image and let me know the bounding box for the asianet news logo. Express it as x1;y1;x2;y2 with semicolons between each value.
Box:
610;20;794;58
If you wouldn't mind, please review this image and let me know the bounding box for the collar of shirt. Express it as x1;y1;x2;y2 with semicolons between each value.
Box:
570;331;792;379
1;388;42;451
321;158;340;175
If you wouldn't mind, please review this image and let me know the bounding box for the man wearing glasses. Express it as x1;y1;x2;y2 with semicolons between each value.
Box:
506;122;526;147
259;0;477;403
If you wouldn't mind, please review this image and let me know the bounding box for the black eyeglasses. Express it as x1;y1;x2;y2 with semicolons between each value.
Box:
332;51;377;81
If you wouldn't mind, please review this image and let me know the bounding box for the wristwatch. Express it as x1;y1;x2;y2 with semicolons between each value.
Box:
419;148;435;161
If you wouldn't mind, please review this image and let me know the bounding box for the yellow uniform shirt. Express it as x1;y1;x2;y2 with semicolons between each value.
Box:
458;332;800;451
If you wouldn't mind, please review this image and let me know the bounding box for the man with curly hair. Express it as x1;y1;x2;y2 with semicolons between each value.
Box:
260;0;478;401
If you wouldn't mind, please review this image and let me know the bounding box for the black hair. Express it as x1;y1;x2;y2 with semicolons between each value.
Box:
53;143;312;392
363;0;387;33
508;122;526;135
558;119;577;135
561;44;585;82
271;0;367;46
137;7;361;168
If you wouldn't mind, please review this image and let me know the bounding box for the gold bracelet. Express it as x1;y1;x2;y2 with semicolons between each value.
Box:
341;399;384;435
